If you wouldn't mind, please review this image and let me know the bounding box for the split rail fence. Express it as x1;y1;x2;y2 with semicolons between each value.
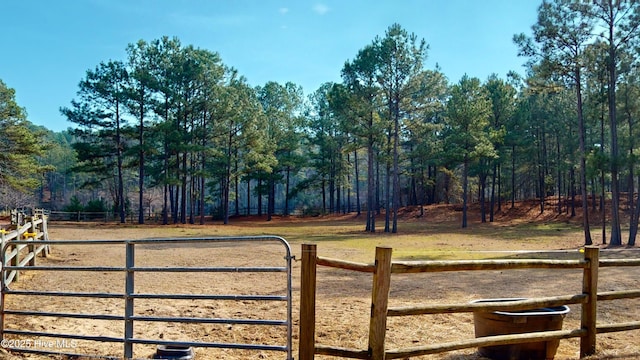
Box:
0;210;50;287
299;244;640;360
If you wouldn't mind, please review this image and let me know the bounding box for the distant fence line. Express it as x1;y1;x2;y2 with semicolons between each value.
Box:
47;210;170;222
46;205;363;223
299;245;640;359
48;210;116;222
0;209;50;287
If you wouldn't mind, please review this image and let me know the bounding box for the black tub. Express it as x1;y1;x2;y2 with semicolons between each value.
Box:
471;298;570;360
153;345;194;360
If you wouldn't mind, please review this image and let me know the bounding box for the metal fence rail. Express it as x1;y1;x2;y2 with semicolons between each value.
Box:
1;236;293;359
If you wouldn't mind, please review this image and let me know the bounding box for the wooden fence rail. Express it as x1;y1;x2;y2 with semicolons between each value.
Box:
0;209;50;287
299;244;640;359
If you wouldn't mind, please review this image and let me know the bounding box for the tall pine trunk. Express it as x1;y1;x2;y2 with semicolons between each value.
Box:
267;176;275;221
490;163;497;222
181;152;187;224
223;124;233;225
257;178;262;216
246;178;251;216
392;101;400;233
480;172;487;223
629;175;640;246
576;68;592;245
355;148;361;216
462;156;469;228
511;145;516;208
607;14;622;245
137;89;145;224
625;89;636;244
235;158;240;217
115;98;125;224
285;165;290;216
384;125;392;233
366;132;376;232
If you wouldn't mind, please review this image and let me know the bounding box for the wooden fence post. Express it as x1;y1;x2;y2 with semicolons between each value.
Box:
368;247;393;360
9;234;19;283
28;216;36;266
580;246;599;357
41;213;50;256
36;213;46;257
299;244;317;360
0;230;6;279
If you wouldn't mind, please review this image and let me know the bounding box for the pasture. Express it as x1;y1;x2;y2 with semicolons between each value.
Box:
2;207;639;359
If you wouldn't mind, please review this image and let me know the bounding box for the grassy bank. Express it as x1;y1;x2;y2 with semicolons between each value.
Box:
49;214;592;262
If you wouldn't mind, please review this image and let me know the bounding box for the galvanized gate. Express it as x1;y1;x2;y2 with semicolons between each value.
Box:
1;236;293;359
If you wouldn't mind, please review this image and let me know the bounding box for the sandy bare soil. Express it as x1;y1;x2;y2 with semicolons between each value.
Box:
1;215;639;360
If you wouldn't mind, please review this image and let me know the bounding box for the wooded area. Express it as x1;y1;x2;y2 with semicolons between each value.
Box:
1;1;639;245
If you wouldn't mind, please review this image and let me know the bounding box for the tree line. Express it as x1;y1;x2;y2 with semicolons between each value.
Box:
0;80;50;208
2;1;639;245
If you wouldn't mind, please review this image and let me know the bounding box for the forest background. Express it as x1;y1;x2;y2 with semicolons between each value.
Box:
1;1;640;247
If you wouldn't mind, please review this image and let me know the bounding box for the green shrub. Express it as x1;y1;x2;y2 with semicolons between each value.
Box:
85;199;107;213
63;196;84;213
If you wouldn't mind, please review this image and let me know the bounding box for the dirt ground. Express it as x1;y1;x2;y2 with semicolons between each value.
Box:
1;205;639;360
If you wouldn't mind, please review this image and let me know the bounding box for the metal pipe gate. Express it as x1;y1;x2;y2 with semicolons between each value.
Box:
1;236;293;359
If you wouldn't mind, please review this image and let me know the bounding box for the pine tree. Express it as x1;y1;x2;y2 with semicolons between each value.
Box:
61;60;129;223
443;75;493;228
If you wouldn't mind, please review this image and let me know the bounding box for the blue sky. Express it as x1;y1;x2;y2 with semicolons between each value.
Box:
0;0;540;132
